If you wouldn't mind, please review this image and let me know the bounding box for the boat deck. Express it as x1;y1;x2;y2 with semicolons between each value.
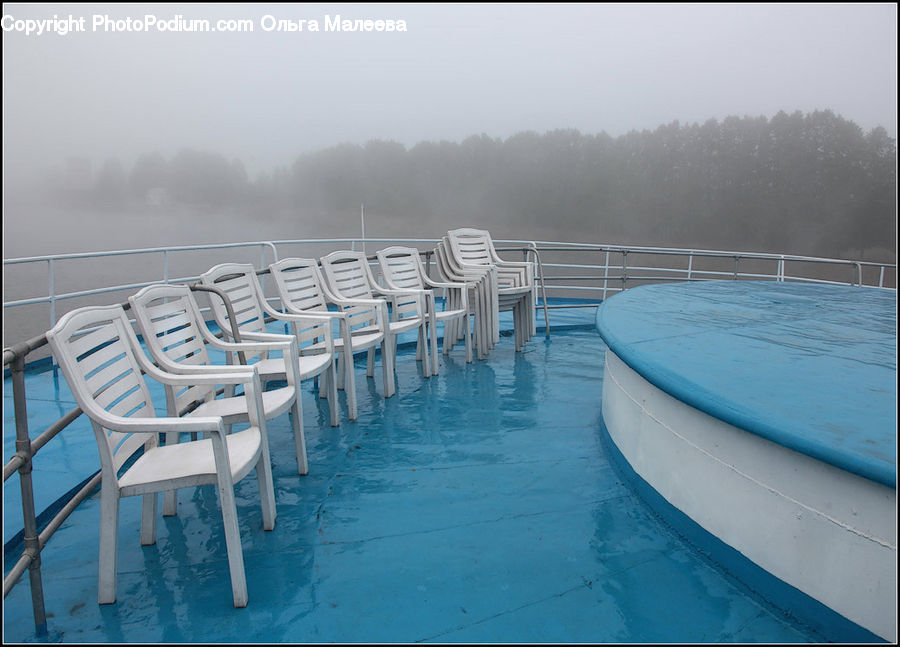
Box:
0;306;881;642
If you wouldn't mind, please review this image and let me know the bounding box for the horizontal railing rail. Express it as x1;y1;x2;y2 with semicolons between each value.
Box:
5;239;894;340
2;236;896;637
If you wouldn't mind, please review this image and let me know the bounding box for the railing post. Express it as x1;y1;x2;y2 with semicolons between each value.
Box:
687;253;694;281
602;249;610;300
422;250;433;280
733;255;741;280
621;250;628;291
879;265;885;288
163;250;169;284
527;242;550;338
47;259;56;331
10;354;48;636
778;256;785;282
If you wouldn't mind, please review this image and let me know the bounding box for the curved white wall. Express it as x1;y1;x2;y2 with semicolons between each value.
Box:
602;349;897;642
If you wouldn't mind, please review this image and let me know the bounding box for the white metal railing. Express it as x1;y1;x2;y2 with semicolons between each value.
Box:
3;241;279;333
3;238;896;345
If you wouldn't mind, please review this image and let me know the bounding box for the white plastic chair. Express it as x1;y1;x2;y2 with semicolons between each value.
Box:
445;228;535;352
433;239;494;360
129;283;309;477
319;249;431;380
45;304;276;608
268;257;392;421
199;263;339;429
375;246;472;373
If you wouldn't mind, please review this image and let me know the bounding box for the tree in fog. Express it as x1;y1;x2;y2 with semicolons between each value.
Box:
129;152;170;203
92;157;128;209
68;110;895;260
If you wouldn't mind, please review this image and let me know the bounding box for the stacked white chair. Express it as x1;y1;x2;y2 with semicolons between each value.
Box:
443;228;535;353
433;239;496;359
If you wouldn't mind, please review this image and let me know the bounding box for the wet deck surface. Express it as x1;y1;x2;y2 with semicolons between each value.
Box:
4;312;833;642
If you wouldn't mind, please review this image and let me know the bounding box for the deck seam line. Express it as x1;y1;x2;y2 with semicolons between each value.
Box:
415;555;660;642
606;363;896;550
317;494;631;546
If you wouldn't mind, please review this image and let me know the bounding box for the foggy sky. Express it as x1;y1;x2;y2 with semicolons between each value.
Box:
2;2;897;182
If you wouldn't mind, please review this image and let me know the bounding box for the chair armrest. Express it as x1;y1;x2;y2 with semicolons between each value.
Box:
261;301;336;329
100;412;227;436
423;278;469;311
235;330;295;343
281;303;347;321
422;277;466;290
134;347;262;388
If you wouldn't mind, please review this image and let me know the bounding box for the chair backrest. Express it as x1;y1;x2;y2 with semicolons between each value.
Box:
200;263;270;348
268;258;331;313
130;283;213;369
319;250;378;300
433;240;467;283
375;246;427;291
446;228;498;267
45;304;160;481
129;283;219;414
317;250;390;330
437;237;490;280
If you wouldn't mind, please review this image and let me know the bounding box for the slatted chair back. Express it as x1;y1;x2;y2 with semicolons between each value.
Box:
446;227;496;267
129;284;220;416
375;246;428;291
45;304;159;482
200;264;273;354
267;257;331;313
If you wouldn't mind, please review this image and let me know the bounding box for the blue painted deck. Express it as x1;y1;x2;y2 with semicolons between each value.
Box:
1;303;880;642
596;281;897;487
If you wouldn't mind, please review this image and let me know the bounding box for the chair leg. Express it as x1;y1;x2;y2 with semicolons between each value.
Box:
443;316;456;355
430;318;440;375
163;490;178;516
382;338;396;398
516;302;525;351
98;487;120;604
419;324;431;378
344;347;358;421
336;351;345;391
139;492;158;546
327;363;339;427
290;396;308;475
366;347;375;378
464;312;473;363
256;455;277;532
216;474;249;608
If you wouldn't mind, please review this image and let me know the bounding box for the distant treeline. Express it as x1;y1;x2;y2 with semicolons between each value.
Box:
53;109;895;259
